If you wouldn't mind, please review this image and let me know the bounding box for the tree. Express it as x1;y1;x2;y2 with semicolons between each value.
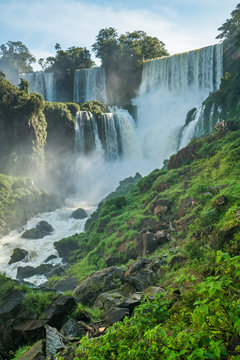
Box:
217;3;240;39
92;28;168;68
40;44;95;75
0;41;36;73
92;27;119;67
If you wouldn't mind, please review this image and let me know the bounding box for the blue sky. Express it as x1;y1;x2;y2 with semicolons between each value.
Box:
0;0;238;69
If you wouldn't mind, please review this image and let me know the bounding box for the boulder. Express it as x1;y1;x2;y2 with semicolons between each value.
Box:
124;257;163;292
52;277;78;292
45;264;67;278
74;266;124;305
54;238;80;261
21;221;53;239
45;255;57;263
155;230;168;245
118;293;141;314
45;325;66;359
42;296;76;329
103;307;129;326
71;208;88;219
60;318;87;339
8;248;28;265
0;290;25;320
169;254;186;267
16;340;45;360
17;264;53;280
94;291;124;311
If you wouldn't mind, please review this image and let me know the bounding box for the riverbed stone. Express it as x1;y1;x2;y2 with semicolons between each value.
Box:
71;208;88;219
8;248;28;264
21;221;53;239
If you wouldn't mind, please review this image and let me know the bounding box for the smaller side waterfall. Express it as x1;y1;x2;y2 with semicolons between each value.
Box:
75;111;100;154
22;72;56;101
75;108;138;161
74;67;107;103
178;103;223;148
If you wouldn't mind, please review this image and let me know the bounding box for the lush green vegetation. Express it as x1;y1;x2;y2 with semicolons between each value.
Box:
0;41;35;78
0;172;60;237
57;252;240;359
0;75;47;175
92;28;168;68
38;43;95;75
217;2;240;40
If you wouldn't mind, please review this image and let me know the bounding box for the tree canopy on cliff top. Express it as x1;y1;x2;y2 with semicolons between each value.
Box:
217;2;240;39
38;44;95;75
92;28;169;68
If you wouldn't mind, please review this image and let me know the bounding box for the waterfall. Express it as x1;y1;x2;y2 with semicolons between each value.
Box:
75;108;137;161
74;67;107;103
22;71;56;101
134;43;223;166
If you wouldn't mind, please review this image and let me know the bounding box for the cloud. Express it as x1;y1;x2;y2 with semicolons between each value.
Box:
0;0;236;70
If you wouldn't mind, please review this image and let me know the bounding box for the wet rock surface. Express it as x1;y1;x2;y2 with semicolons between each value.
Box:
8;248;28;265
21;221;53;239
71;208;88;219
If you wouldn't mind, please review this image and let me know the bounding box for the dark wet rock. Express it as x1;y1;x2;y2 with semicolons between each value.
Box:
60;318;88;339
155;230;168;245
45;324;66;359
74;266;124;305
16;340;45;360
94;291;124;312
169;254;186;267
13;319;46;340
45;264;67;278
168;141;202;170
118;293;141;314
8;248;28;265
17;264;53;280
21;221;53;239
124;257;163;292
0;290;25;320
71;208;88;219
52;276;78;292
125;269;155;292
134;232;157;257
42;296;76;329
45;255;57;263
54;238;80;261
105;254;120;267
103;307;129;326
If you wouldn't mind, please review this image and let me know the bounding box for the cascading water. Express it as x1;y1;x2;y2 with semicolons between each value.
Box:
74;67;107;103
75;108;138;161
22;71;56;101
0;200;94;285
134;43;223;167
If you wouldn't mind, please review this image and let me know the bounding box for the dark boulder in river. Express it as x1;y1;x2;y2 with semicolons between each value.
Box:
8;248;28;264
71;208;88;219
21;221;54;239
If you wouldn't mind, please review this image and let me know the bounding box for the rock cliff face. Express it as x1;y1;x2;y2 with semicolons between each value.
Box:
0;77;47;176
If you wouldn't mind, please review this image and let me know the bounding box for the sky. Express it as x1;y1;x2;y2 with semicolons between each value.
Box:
0;0;238;69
